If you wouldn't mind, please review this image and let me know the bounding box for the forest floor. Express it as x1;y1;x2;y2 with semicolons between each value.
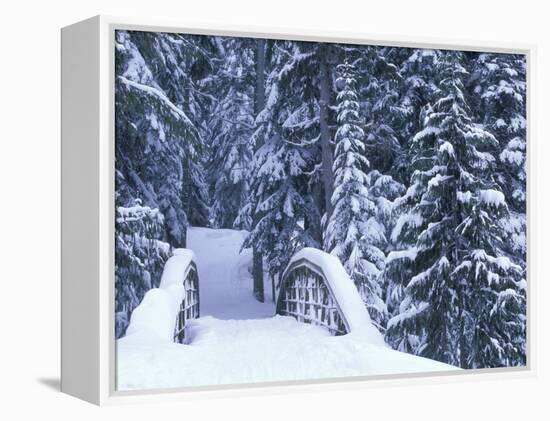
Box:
116;227;457;391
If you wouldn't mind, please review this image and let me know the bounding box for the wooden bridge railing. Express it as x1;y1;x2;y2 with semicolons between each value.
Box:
172;260;200;344
122;249;200;344
276;256;350;336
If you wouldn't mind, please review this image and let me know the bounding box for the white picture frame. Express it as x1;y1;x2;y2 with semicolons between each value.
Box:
61;15;535;405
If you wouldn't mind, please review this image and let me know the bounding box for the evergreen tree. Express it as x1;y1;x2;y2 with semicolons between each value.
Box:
243;132;319;280
115;199;171;338
367;170;405;324
473;53;527;261
471;53;526;210
379;50;442;329
324;62;386;327
396;48;441;182
207;38;255;229
355;47;407;177
242;41;320;282
462;52;527;366
115;31;209;247
250;40;342;244
128;31;216;228
352;47;411;324
453;190;526;367
386;51;524;367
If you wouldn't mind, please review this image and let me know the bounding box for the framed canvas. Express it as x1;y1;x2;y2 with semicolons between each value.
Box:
61;15;534;405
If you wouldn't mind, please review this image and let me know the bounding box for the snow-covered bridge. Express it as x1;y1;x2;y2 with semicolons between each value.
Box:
117;228;455;391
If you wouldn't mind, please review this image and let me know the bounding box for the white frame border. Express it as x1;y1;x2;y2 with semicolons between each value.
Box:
91;15;535;405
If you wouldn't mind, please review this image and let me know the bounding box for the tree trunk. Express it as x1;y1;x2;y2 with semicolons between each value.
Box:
252;39;266;302
177;82;194;250
271;273;276;304
179;156;190;248
310;182;324;247
319;47;334;231
255;39;266;118
253;248;264;302
454;187;468;368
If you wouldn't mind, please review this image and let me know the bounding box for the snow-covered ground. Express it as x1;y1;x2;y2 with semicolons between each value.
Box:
116;227;458;391
117;315;455;391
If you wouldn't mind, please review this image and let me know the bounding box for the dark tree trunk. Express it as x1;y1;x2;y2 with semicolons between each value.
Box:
255;39;266;117
252;39;266;302
253;248;264;302
271;274;276;304
319;47;334;229
178;157;190;249
310;182;324;247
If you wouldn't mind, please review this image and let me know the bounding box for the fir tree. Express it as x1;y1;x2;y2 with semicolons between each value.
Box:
243;132;319;280
207;38;255;229
115;31;209;247
453;190;526;367
355;47;407;177
474;53;527;262
367;170;405;323
386;51;524;367
324;62;386;327
472;53;526;209
242;42;320;282
115;198;171;338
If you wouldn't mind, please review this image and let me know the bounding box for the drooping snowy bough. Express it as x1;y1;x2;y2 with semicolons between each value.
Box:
123;249;199;344
277;248;385;345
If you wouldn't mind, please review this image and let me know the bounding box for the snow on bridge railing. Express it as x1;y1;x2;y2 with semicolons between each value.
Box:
277;248;384;345
123;249;199;344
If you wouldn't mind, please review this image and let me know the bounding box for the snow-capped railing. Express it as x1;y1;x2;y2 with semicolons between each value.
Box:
276;248;385;344
123;249;200;344
169;259;200;344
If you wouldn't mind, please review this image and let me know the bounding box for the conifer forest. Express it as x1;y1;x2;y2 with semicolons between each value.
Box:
115;29;527;371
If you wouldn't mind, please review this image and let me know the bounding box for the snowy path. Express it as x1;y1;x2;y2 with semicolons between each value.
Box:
187;227;275;319
116;227;458;391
